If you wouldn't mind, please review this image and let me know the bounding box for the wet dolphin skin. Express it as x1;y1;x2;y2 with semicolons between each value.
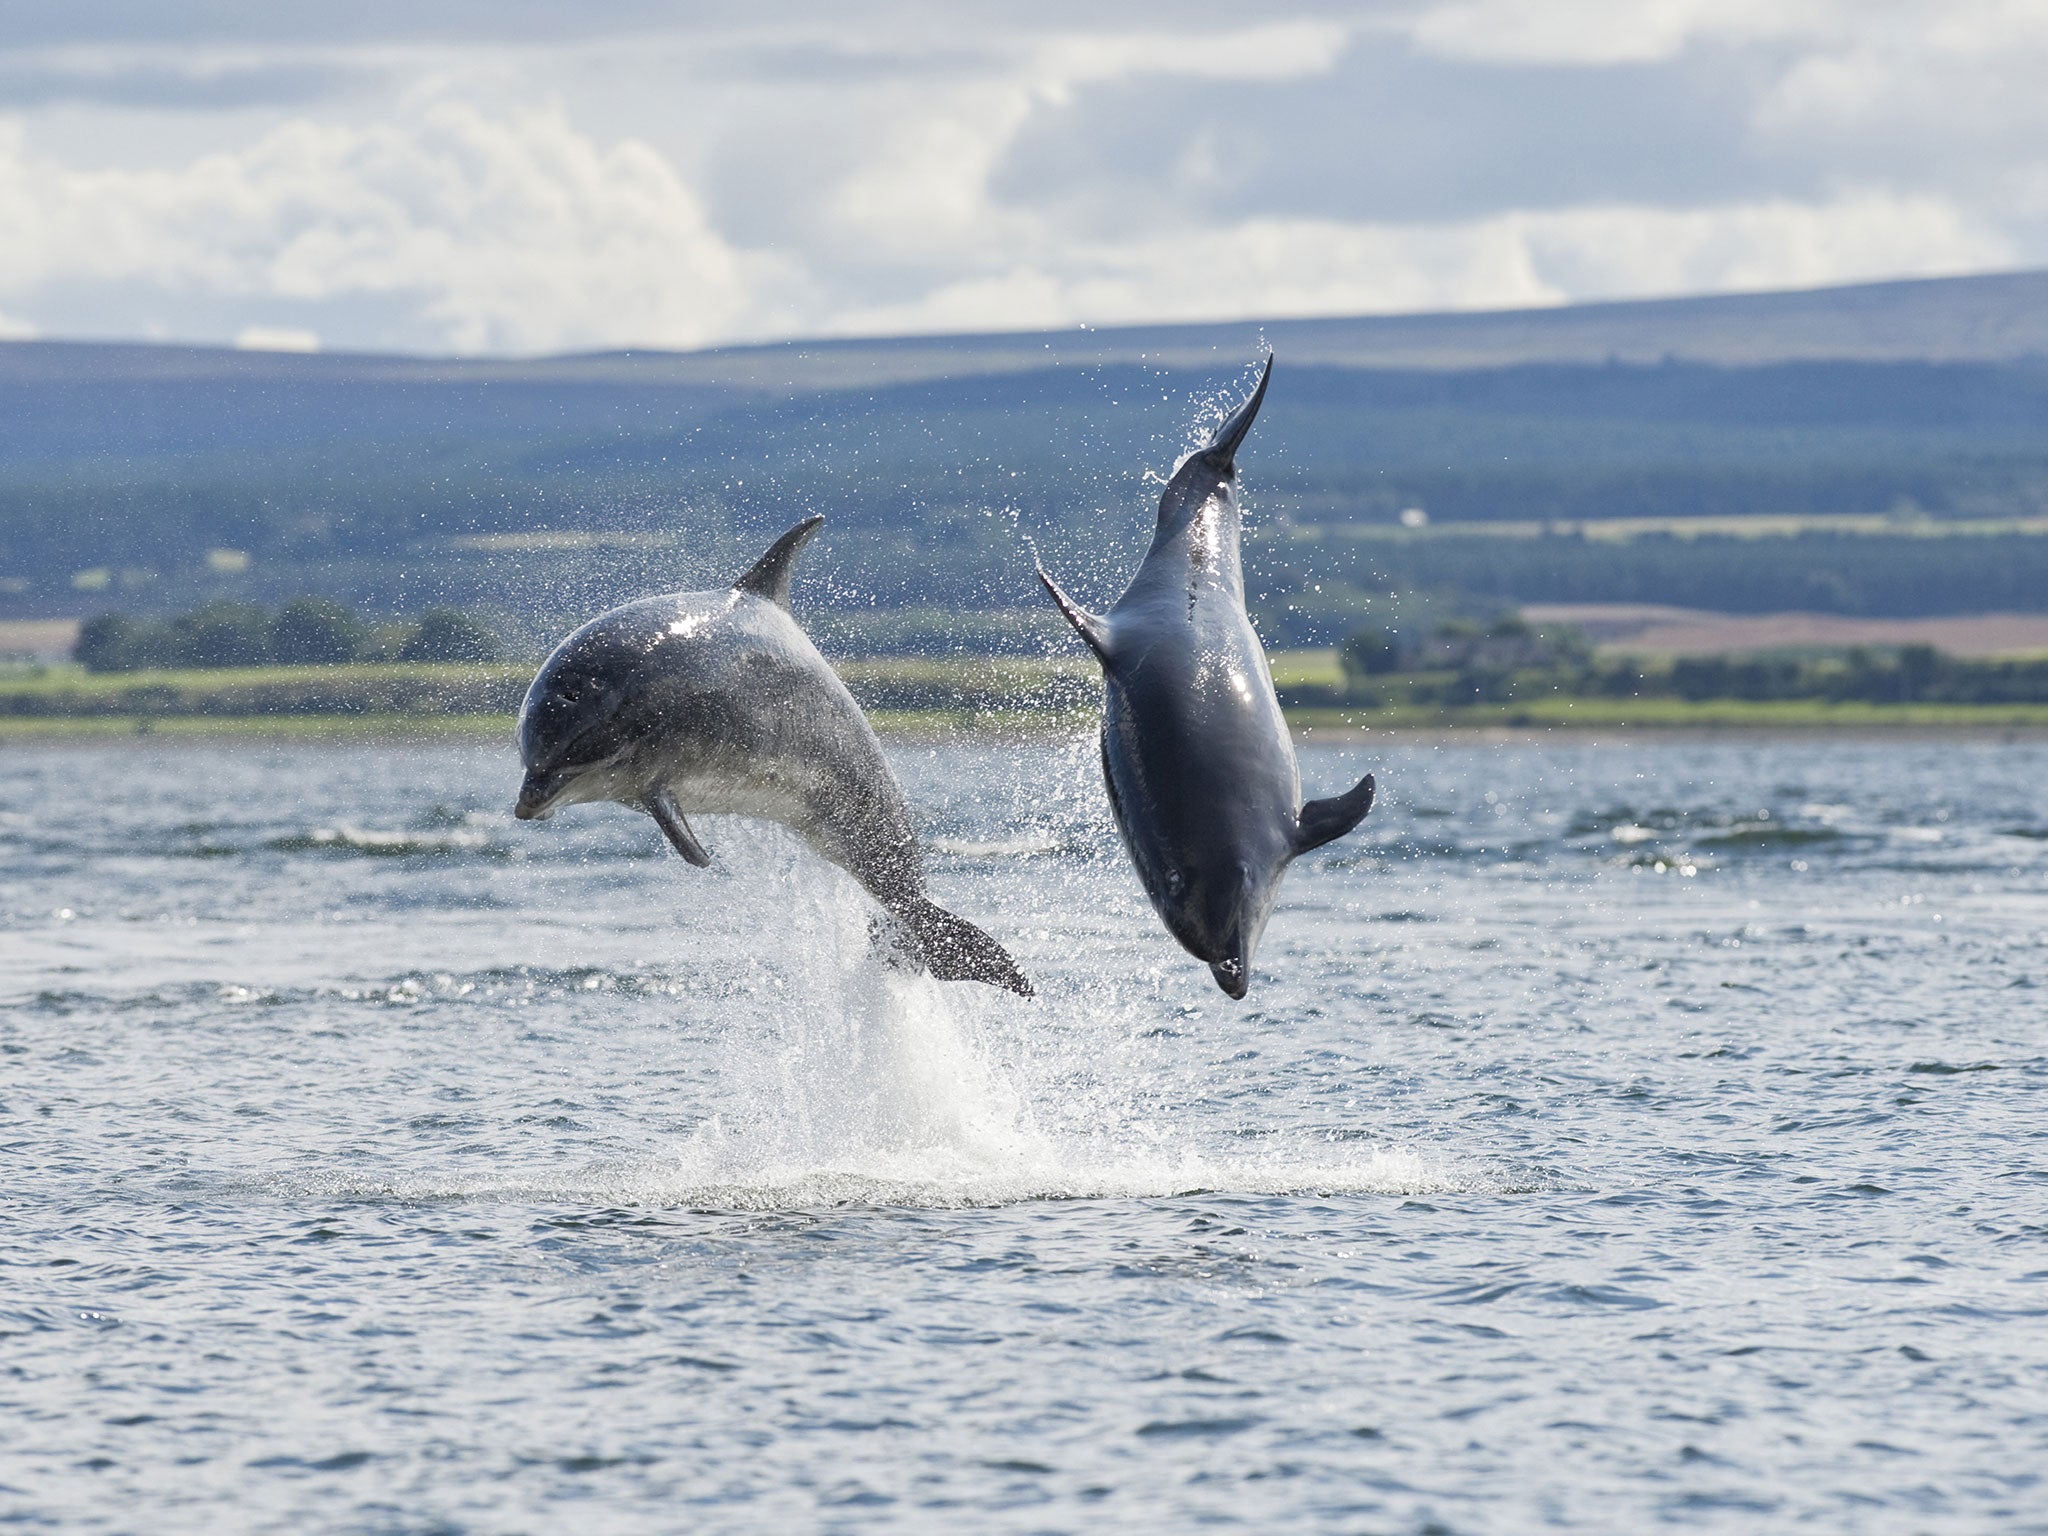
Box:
515;517;1031;996
1036;359;1376;998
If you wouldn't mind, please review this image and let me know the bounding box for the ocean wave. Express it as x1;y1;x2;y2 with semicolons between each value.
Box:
260;1140;1519;1212
266;823;508;857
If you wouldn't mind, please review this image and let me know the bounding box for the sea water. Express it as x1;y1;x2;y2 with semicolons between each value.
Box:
3;735;2045;1533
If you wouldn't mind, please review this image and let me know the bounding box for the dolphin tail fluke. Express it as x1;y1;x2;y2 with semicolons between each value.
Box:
1203;353;1274;474
734;515;825;609
1032;558;1113;666
899;898;1034;996
1295;772;1375;856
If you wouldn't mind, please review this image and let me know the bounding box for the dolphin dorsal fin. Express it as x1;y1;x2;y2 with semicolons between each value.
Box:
1034;560;1113;666
1201;353;1273;477
733;516;825;609
1153;355;1274;533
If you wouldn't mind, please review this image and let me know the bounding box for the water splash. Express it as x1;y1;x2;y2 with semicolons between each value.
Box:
679;891;1047;1199
280;864;1496;1211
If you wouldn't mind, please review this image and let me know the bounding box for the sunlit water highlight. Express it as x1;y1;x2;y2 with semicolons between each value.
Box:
3;736;2046;1532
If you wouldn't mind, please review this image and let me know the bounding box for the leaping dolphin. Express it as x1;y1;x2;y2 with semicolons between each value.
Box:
514;517;1033;996
1035;357;1375;998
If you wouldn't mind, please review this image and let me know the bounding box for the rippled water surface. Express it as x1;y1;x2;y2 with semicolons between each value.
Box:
4;735;2046;1533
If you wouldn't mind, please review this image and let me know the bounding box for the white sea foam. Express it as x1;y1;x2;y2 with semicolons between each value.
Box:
927;833;1065;858
631;880;1482;1208
273;879;1499;1212
283;823;495;855
287;1139;1488;1212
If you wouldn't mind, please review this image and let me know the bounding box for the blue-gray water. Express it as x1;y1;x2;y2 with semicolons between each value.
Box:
4;735;2046;1533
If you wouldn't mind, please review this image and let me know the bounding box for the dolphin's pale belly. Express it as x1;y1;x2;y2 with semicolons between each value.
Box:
1107;597;1299;832
660;763;823;834
627;698;921;904
522;588;911;880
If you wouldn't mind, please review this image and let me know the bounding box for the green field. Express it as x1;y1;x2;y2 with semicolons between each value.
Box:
1317;513;2048;544
0;662;532;719
0;712;518;741
1286;697;2048;731
5;652;2045;739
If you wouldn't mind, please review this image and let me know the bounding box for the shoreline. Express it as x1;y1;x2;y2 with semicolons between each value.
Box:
5;710;2047;748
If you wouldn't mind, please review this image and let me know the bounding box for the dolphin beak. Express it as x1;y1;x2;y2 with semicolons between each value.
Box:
1209;944;1252;1000
1198;869;1267;1000
514;767;566;821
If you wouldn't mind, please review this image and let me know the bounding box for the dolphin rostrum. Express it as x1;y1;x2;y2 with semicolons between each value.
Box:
1035;357;1375;998
514;517;1032;996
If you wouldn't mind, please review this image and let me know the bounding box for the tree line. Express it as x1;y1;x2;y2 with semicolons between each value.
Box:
1326;616;2048;706
74;600;508;673
1247;529;2048;631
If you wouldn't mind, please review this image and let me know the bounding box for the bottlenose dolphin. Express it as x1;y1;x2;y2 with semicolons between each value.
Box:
1035;357;1375;998
513;517;1032;996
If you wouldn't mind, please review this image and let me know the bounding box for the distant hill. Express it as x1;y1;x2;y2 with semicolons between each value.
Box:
7;268;2047;392
4;269;2048;641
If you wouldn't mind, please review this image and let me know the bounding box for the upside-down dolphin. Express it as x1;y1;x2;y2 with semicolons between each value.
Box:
1035;357;1375;998
513;517;1032;996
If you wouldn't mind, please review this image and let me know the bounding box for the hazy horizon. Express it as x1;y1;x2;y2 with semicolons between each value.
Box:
5;263;2043;366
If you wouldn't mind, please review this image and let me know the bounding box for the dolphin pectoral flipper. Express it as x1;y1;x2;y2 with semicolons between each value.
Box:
1295;773;1375;856
644;789;712;867
1034;562;1113;666
898;897;1034;997
733;515;826;610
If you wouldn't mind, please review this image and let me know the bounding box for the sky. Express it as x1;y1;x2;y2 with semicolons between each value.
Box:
0;0;2042;356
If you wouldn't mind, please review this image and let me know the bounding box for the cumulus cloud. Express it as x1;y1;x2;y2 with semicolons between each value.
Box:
0;95;808;352
1398;0;1845;66
1755;5;2048;161
1032;19;1353;89
0;4;2040;352
233;323;320;351
817;20;1352;264
835;191;2009;337
1514;191;2010;298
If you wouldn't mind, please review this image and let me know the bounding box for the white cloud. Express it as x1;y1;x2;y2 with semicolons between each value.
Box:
1513;191;2011;298
0;7;2040;354
817;21;1351;265
1756;6;2048;148
822;81;1039;263
833;190;2009;337
836;217;1554;336
234;323;320;351
0;95;811;352
1400;0;1844;66
1035;20;1353;91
